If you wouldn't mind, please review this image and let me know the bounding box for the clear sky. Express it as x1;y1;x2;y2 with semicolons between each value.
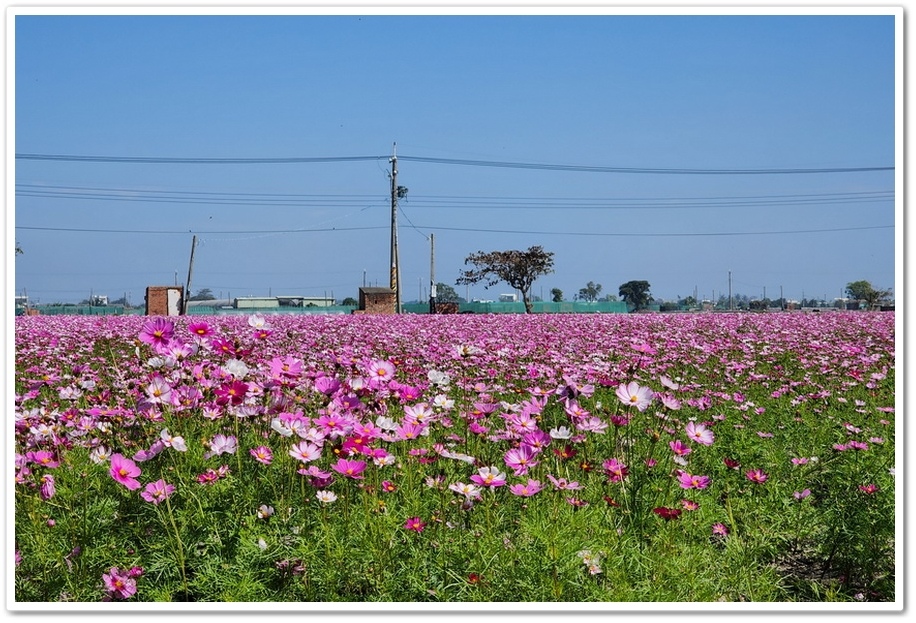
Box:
10;6;899;307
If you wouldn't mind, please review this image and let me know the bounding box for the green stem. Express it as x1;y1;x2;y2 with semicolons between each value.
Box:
163;497;189;600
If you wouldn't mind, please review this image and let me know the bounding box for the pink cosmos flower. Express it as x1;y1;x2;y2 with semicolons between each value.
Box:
504;446;539;476
142;377;173;406
367;359;396;383
205;434;238;459
140;479;175;505
603;458;629;483
138;317;174;349
404;517;426;533
711;523;729;537
745;468;769;484
40;474;56;500
331;458;367;480
396;422;426;441
102;566;138;600
669;439;692;457
859;483;879;495
269;355;303;380
109;454;142;490
685;421;714;446
793;489;811;500
187;321;213;340
470;466;507;488
509;479;544;497
546;474;583;490
249;445;274;465
677;471;711;490
289;441;321;463
615;381;654;411
214;380;249;406
27;450;60;468
448;481;483;500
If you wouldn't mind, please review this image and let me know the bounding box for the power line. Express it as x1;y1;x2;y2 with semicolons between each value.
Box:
413;224;893;237
398;156;893;175
15;153;385;164
15;184;893;210
15;225;388;235
15;152;893;174
16;223;891;237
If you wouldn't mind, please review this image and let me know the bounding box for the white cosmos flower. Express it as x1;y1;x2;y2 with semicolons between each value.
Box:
549;426;572;440
222;358;249;379
270;418;293;437
248;314;271;329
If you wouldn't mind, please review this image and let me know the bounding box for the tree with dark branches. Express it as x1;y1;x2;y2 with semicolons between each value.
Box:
456;245;554;313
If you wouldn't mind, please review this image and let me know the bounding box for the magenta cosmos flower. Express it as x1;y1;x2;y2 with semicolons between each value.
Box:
140;479;175;505
138;317;174;349
615;381;654;411
331;458;367;480
509;479;544;497
745;468;769;484
677;471;711;490
404;517;426;533
504;446;539;476
603;458;629;483
102;566;138;600
109;454;142;491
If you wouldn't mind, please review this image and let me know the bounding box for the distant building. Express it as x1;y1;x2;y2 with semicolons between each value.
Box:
234;297;280;309
354;287;396;314
146;286;183;316
498;293;518;303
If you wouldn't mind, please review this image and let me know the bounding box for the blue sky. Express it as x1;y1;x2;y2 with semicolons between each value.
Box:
11;8;899;306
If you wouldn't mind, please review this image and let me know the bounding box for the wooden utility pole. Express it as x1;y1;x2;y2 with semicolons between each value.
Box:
429;233;436;314
182;235;197;315
389;144;401;314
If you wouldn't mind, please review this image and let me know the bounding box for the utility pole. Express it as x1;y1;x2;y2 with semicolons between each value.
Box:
781;285;784;310
182;235;197;315
389;143;402;314
429;233;436;314
728;270;733;311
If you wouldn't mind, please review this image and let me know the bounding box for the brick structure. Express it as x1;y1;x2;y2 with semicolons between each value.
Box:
356;287;396;314
145;286;184;316
433;302;459;314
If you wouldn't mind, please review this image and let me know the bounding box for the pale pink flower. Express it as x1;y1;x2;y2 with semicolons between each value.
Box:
615;381;654;411
685;421;714;446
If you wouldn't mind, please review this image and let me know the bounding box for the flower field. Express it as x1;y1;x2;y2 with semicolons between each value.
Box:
13;311;896;603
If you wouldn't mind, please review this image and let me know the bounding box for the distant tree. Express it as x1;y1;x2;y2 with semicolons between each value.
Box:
434;282;464;304
618;280;652;311
457;245;555;314
577;281;602;302
846;280;892;310
550;288;564;303
189;288;217;301
845;280;873;302
341;296;358;306
604;294;618;302
678;295;697;308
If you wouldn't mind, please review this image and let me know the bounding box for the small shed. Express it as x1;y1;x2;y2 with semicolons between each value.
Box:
146;286;184;316
356;287;396;314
